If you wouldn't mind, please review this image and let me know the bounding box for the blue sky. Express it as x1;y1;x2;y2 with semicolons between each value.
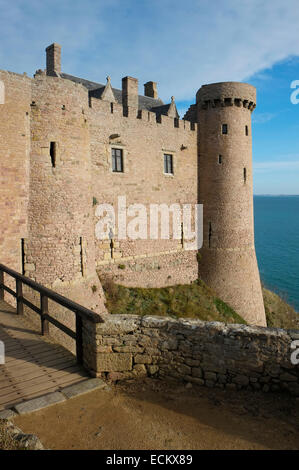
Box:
0;0;299;194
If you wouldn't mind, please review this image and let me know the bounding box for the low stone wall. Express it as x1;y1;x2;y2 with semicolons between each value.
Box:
82;315;299;396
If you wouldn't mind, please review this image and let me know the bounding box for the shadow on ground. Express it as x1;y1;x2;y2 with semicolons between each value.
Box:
13;377;299;450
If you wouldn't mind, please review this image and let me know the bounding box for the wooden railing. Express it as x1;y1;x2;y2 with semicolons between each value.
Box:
0;264;103;365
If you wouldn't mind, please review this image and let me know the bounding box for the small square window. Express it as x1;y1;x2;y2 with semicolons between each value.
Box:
164;154;173;174
112;148;124;172
222;124;228;134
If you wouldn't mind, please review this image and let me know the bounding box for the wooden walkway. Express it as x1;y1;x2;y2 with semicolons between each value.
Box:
0;300;89;410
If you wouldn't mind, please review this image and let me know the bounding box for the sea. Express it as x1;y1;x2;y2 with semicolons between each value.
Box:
254;195;299;312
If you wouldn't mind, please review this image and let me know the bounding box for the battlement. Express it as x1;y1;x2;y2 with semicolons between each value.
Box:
197;81;256;111
88;94;196;131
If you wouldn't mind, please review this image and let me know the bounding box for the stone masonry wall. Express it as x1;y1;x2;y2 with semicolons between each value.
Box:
89;98;199;288
98;250;198;288
82;314;299;396
0;71;31;301
0;72;31;270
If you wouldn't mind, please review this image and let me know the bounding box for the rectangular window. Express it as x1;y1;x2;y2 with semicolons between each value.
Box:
245;125;249;136
112;148;124;172
164;154;173;174
218;155;222;164
222;124;228;134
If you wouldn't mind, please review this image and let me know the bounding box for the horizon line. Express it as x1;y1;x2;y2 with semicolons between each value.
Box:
254;194;299;196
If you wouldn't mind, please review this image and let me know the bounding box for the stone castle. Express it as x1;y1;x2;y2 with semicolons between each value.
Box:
0;43;266;327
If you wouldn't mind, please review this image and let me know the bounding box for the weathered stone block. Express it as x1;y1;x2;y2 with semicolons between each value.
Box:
161;339;178;350
204;371;217;381
96;316;140;335
185;358;200;367
177;364;191;375
113;345;144;353
62;378;106;398
232;375;249;386
141;316;172;328
280;372;298;382
97;353;132;371
192;367;203;378
134;354;152;364
14;392;66;415
147;365;159;375
133;364;147;376
184;375;205;386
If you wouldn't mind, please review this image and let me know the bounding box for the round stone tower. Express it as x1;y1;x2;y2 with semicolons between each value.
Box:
197;82;266;326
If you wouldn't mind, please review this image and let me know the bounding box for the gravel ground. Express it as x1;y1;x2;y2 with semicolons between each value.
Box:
11;378;299;450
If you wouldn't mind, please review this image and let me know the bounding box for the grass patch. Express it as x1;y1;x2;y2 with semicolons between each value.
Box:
101;277;246;324
262;287;299;329
0;420;22;450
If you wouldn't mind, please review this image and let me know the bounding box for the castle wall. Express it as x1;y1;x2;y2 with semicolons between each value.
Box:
23;74;106;350
89;98;199;287
82;314;299;397
0;72;31;290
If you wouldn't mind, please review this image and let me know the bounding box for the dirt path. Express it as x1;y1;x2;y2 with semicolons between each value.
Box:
13;378;299;450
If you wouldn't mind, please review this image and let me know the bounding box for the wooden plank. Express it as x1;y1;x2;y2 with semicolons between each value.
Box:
12;366;84;393
7;354;74;379
0;377;12;388
5;344;70;363
4;354;73;373
9;360;77;384
0;299;90;410
0;391;24;408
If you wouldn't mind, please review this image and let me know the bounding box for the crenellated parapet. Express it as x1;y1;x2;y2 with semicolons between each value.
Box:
183;104;197;122
198;97;256;111
196;81;256;112
88;95;197;132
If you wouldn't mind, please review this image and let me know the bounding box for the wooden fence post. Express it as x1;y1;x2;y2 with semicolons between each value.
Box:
40;294;49;335
16;279;24;315
76;313;83;365
0;270;4;301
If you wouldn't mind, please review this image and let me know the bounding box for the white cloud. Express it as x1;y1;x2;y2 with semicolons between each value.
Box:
1;0;299;103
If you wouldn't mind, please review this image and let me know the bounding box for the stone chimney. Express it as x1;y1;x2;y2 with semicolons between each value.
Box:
144;81;158;99
46;43;61;76
122;76;138;108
